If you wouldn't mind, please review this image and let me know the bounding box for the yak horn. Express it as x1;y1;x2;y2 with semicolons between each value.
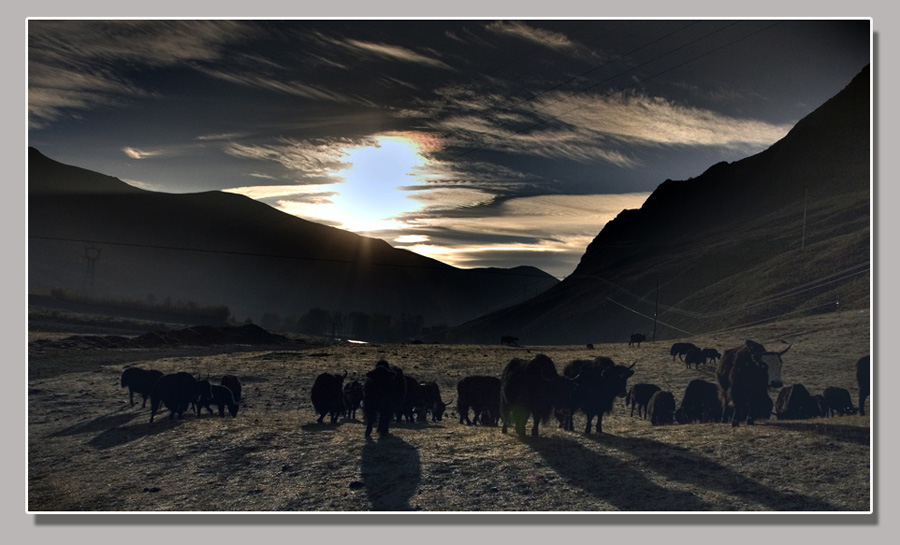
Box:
778;342;792;356
629;361;637;369
342;370;348;379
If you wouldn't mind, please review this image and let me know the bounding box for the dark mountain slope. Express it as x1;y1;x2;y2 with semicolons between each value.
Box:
446;65;870;345
28;149;558;332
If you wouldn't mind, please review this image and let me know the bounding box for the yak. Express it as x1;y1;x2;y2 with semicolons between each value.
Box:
500;354;576;438
648;390;677;425
568;360;636;434
396;375;426;423
629;333;647;347
670;342;699;361
420;381;449;422
716;341;781;427
311;371;347;424
196;380;240;417
856;355;870;416
625;383;661;419
120;367;163;408
556;357;614;429
701;348;722;365
363;360;407;438
149;372;212;423
342;379;363;420
220;375;242;403
775;383;823;420
675;379;722;424
684;348;706;370
823;386;857;416
457;375;501;426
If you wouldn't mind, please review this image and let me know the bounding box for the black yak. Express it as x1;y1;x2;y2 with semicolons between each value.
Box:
120;367;163;408
625;383;661;419
716;341;779;426
457;375;501;426
701;348;722;365
396;375;425;423
568;360;636;434
500;354;576;438
648;390;677;425
856;355;870;416
196;381;240;417
684;348;706;370
311;371;347;424
775;383;823;420
220;375;242;402
671;342;699;361
149;372;212;423
363;360;407;438
342;379;363;420
675;379;722;424
629;333;647;347
823;386;857;416
420;381;449;422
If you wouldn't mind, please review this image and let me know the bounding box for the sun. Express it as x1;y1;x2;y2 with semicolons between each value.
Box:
329;133;433;232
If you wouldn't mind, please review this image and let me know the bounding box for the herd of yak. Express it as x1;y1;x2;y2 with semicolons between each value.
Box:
119;339;871;440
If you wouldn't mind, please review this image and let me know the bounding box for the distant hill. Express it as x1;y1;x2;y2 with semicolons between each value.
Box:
446;65;871;345
28;149;558;338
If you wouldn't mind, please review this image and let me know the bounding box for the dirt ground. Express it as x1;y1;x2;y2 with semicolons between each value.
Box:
27;310;871;512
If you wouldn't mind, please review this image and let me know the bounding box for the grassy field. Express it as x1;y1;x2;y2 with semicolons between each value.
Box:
27;309;871;512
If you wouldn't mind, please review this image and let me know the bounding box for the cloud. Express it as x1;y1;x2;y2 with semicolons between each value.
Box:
28;20;249;126
392;193;653;278
222;138;360;180
323;36;455;70
486;21;577;50
195;67;377;107
122;147;164;160
222;185;333;200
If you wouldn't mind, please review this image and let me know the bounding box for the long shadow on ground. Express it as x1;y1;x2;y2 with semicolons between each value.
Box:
360;435;421;511
763;421;870;445
528;435;714;511
85;414;186;450
48;409;139;438
590;433;841;511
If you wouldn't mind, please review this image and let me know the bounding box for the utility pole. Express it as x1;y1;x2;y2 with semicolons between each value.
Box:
801;188;808;251
652;280;659;341
81;245;101;297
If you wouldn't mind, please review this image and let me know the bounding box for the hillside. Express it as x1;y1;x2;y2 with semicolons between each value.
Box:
446;65;871;345
28;149;558;336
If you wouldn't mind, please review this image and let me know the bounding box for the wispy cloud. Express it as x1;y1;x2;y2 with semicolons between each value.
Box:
28;20;250;127
195;67;377;107
222;138;360;180
323;36;455;70
486;21;577;50
122;146;165;160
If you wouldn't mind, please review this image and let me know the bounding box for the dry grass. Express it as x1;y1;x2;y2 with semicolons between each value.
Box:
27;310;871;512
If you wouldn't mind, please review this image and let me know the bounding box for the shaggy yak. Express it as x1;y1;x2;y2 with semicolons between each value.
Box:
196;380;240;417
395;375;426;423
670;342;700;361
625;383;662;419
420;381;450;422
457;375;501;426
120;367;163;408
716;341;781;427
648;390;677;425
823;386;857;416
362;360;407;438
342;379;363;420
500;354;576;438
675;379;722;424
556;357;614;430
220;375;242;403
311;371;347;424
569;360;636;434
149;372;212;423
774;383;824;420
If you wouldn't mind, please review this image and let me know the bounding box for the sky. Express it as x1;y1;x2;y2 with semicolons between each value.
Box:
27;19;871;279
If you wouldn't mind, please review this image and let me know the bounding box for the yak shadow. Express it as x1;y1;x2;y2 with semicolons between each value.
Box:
300;420;351;432
763;421;870;445
528;435;714;511
589;433;841;511
86;416;184;450
360;435;421;511
47;410;139;438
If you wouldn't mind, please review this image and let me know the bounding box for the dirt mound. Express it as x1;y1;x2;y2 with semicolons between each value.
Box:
30;324;292;350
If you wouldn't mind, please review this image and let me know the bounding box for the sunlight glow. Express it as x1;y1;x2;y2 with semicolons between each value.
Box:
329;133;434;231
